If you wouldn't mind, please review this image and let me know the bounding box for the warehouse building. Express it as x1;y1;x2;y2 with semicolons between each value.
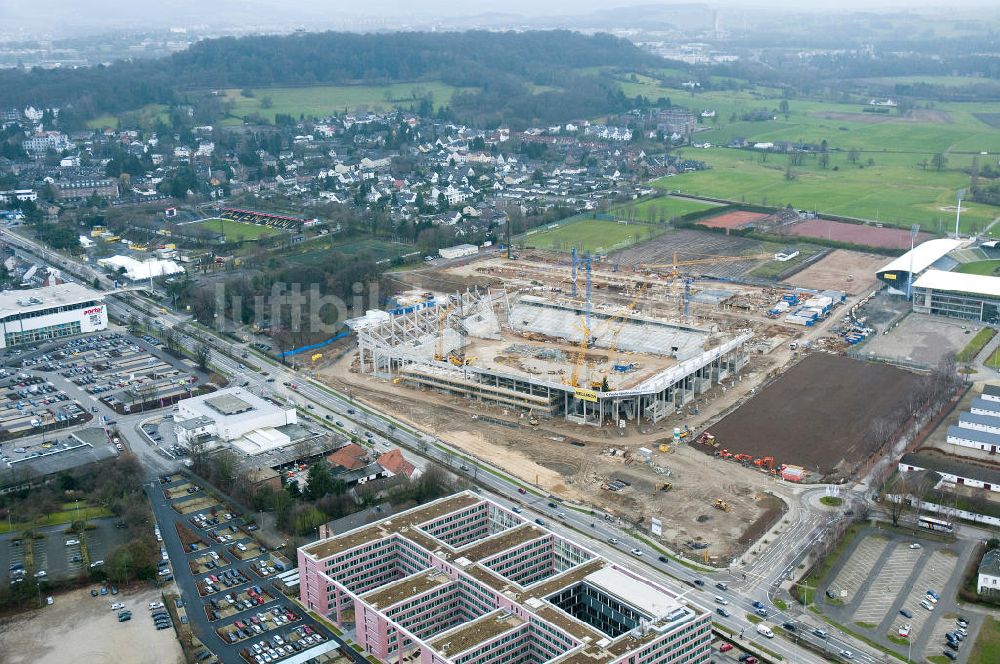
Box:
983;384;1000;403
971;397;1000;418
173;388;297;448
438;243;479;260
899;452;1000;493
911;270;1000;322
0;283;107;349
876;238;964;293
958;412;1000;436
946;425;1000;454
298;491;712;664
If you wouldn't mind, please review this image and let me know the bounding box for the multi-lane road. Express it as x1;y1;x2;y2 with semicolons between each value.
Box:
3;228;882;663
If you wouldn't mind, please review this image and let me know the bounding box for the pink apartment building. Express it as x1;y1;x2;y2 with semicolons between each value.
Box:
298;491;712;664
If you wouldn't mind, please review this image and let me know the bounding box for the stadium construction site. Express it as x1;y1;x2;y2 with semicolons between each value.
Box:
329;246;883;560
355;286;752;426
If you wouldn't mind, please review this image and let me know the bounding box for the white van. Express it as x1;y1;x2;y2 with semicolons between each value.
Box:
714;596;729;605
756;624;774;639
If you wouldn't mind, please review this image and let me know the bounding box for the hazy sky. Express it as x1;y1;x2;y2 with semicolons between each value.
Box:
2;0;993;40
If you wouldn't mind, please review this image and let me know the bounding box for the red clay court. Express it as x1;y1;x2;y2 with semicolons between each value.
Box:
697;210;769;230
785;219;933;249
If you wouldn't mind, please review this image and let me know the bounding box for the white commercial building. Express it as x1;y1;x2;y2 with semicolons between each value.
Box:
97;255;184;281
0;283;107;349
173;388;297;447
912;269;1000;323
438;243;479;260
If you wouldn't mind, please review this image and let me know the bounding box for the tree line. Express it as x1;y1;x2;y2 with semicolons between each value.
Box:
0;30;659;130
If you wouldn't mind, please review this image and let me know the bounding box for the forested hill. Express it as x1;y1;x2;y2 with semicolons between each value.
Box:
0;30;663;127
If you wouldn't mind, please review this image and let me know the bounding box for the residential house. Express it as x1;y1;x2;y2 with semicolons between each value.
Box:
978;549;1000;596
326;443;368;472
376;448;417;479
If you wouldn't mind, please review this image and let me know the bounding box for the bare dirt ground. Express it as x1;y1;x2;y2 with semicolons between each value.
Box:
787;249;888;295
785;219;933;249
706;353;922;479
0;585;184;664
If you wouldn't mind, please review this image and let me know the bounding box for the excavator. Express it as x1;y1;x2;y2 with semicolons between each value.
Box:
713;499;731;512
754;456;777;474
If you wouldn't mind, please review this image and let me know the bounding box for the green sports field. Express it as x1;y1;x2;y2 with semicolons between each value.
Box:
190;218;280;242
656;148;998;233
521;216;666;254
221;82;470;124
955;260;1000;276
613;195;719;222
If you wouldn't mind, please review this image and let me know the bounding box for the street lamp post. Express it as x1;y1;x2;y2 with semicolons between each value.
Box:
955;189;966;239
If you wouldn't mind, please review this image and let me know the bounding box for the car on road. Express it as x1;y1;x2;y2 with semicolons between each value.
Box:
658;555;668;563
714;596;728;605
900;608;913;618
630;548;643;556
511;507;522;513
839;650;853;660
755;608;769;617
607;538;619;545
782;622;796;631
812;628;827;639
65;538;80;546
716;607;730;617
715;582;728;591
909;542;921;549
693;579;705;586
751;600;765;610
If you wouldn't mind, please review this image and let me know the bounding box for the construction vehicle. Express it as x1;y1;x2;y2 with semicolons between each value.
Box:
528;411;539;427
659;482;673;492
434;302;457;362
697;432;717;446
754;456;777;473
716;449;733;459
658;443;670;453
448;352;475;367
733;453;754;464
713;499;731;512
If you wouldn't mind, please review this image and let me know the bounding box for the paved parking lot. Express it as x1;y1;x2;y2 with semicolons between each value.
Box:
852;544;921;624
819;527;981;662
925;613;970;661
826;534;889;604
147;474;352;664
896;550;958;637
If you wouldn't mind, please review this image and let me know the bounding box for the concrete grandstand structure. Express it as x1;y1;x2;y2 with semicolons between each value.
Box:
912;270;1000;322
355;289;751;426
875;238;965;293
